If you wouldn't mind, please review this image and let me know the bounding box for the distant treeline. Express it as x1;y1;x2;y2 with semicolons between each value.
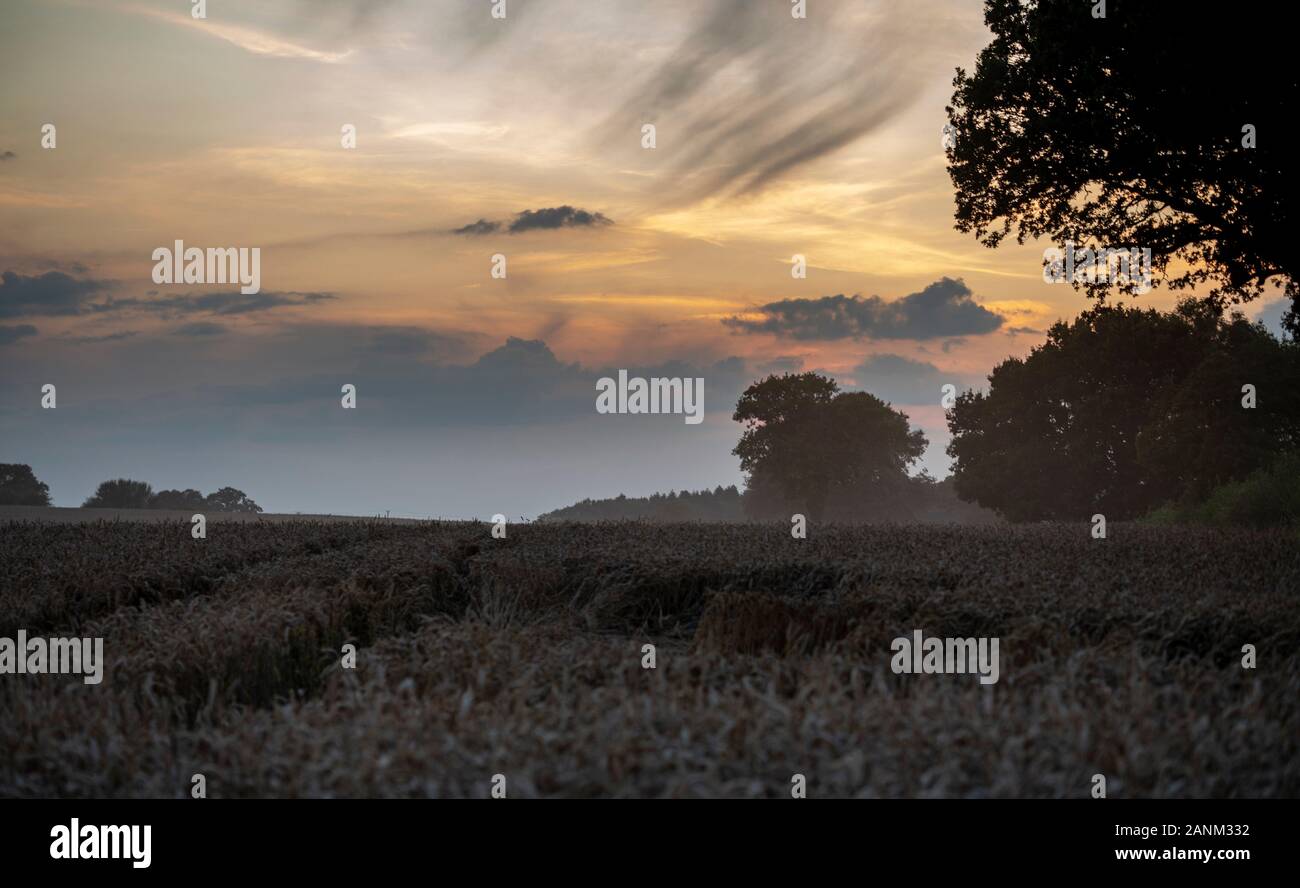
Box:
539;486;745;522
538;478;998;524
0;466;262;513
81;479;263;513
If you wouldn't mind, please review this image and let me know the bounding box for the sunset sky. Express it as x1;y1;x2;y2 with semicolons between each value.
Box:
1;0;1290;517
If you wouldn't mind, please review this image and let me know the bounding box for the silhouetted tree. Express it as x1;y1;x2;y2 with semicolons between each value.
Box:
82;478;153;509
947;302;1300;520
734;373;926;521
948;0;1298;327
205;486;263;513
0;464;52;506
149;488;207;511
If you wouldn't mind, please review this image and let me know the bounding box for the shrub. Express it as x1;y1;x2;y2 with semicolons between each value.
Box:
1146;453;1300;529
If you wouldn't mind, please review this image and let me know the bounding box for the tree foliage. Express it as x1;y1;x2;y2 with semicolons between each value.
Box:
947;0;1298;324
734;373;927;521
947;302;1300;520
204;487;263;513
0;464;52;506
82;478;153;510
149;488;207;511
80;480;263;512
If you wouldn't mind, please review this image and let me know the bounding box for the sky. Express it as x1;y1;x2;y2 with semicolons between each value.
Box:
0;0;1291;518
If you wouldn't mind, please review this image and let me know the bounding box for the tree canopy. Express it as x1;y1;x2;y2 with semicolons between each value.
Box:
947;302;1300;521
734;373;926;521
947;0;1298;325
82;478;153;509
149;488;207;511
0;464;52;506
204;486;263;513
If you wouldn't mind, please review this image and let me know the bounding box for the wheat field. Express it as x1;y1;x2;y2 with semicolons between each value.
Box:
2;517;1296;798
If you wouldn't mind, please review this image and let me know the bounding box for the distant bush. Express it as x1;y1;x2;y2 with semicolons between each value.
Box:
1146;453;1300;529
82;478;153;509
539;477;999;525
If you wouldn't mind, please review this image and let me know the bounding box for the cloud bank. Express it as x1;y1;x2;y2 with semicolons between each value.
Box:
724;278;1004;341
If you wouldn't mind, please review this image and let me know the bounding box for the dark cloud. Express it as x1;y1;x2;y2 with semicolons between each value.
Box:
452;206;612;236
83;290;337;318
723;278;1004;341
0;321;808;517
5;324;754;433
174;336;572;426
597;0;931;203
0;326;758;518
173;322;228;337
1006;326;1044;337
66;330;139;344
1;269;338;321
0;270;115;318
508;206;612;233
846;353;964;405
0;324;37;346
156;291;336;316
451;219;501;236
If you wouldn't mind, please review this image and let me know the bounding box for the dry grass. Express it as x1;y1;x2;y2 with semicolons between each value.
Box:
1;519;1296;797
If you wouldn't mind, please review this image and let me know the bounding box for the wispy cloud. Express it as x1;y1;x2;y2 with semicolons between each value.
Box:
387;121;511;143
121;4;354;63
598;0;937;204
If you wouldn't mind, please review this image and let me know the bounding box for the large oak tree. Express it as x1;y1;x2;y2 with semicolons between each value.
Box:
948;0;1298;326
